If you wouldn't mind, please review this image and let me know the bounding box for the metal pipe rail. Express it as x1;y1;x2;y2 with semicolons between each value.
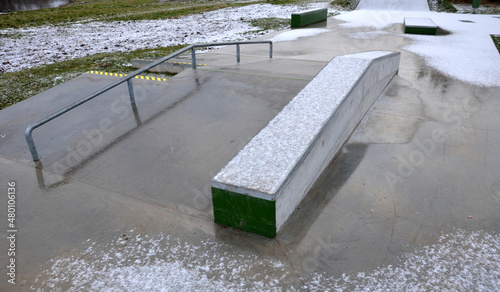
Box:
25;41;273;162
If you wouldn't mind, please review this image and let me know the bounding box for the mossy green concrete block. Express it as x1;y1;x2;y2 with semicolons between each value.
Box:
212;187;276;237
291;8;328;28
404;17;437;35
405;26;437;35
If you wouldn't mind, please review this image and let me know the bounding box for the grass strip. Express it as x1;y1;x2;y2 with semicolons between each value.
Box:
0;45;183;110
244;18;290;34
330;0;359;10
429;0;458;12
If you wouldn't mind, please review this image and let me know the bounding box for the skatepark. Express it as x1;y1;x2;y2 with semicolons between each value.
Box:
0;0;499;290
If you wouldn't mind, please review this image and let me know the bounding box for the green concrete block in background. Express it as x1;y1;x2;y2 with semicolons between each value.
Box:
291;8;328;28
404;17;437;35
472;0;481;9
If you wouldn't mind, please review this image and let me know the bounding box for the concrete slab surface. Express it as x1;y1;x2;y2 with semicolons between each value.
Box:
0;13;499;291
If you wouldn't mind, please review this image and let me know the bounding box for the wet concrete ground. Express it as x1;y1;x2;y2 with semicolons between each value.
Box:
0;17;499;291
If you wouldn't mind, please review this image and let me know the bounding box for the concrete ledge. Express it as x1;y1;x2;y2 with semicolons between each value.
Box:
291;8;328;28
404;17;437;35
211;51;401;237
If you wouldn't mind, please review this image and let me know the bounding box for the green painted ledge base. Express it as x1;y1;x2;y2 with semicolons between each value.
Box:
291;8;328;28
212;187;276;238
404;26;437;35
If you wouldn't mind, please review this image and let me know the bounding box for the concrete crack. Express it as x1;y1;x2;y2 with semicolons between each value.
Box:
275;238;307;290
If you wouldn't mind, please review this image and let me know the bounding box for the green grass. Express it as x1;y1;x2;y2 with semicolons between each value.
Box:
430;0;458;12
0;45;183;110
245;18;290;34
330;0;359;10
0;32;24;38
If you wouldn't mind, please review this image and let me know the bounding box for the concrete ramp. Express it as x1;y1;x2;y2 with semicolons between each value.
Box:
357;0;430;11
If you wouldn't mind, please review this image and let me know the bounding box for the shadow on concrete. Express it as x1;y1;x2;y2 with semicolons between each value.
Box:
210;143;369;246
211;142;370;243
277;142;369;244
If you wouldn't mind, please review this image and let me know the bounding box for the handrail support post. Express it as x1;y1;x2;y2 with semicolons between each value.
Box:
269;43;273;59
191;48;197;69
127;79;136;104
25;126;40;162
236;44;241;63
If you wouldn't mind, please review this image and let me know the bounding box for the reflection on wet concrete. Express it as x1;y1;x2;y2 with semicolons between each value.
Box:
355;76;424;144
131;102;142;126
32;73;205;185
417;65;453;94
34;101;144;189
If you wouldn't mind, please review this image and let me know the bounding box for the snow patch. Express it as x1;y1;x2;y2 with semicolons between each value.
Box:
31;229;499;291
269;28;331;42
357;0;430;11
32;233;291;291
345;30;390;40
306;229;500;291
336;11;500;87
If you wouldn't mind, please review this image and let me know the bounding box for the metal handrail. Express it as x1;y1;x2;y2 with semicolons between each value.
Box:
25;41;273;162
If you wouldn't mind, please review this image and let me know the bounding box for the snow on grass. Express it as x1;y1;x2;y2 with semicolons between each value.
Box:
336;10;500;87
0;3;330;73
269;28;331;42
345;30;390;39
31;229;499;291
